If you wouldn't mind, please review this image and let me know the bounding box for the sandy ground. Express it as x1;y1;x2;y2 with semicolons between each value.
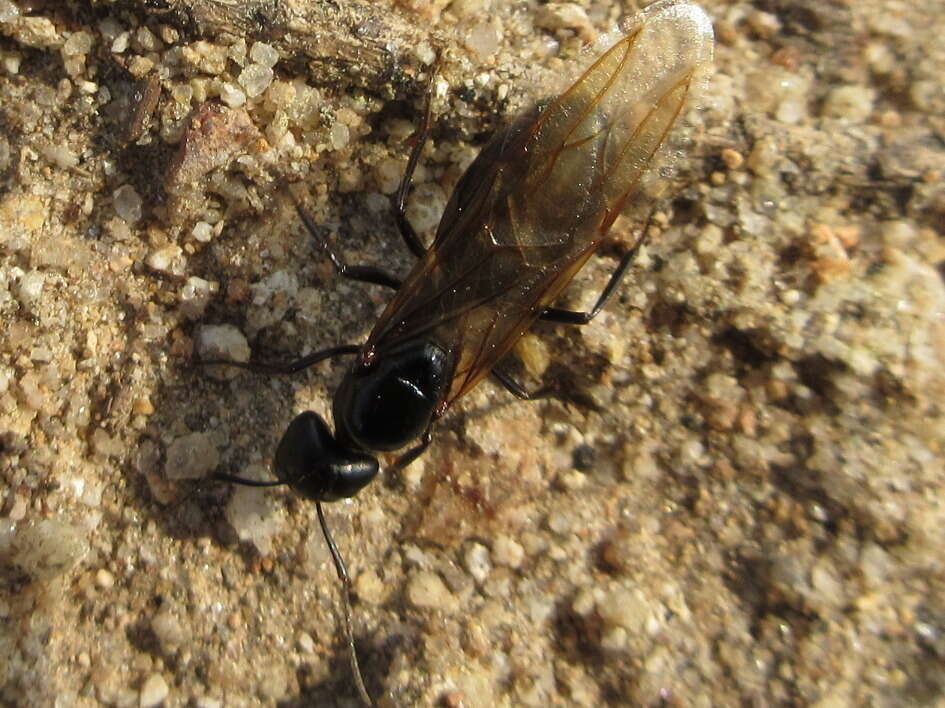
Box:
1;0;944;705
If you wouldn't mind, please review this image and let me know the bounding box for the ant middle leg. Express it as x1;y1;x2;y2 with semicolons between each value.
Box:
199;343;359;376
388;429;433;472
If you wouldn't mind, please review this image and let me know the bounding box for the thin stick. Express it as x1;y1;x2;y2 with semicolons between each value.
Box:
316;502;374;707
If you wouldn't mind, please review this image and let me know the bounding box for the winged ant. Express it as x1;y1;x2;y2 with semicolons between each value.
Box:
203;2;714;703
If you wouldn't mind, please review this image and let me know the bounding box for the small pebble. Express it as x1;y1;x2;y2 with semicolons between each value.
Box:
191;221;214;243
111;32;129;53
0;0;20;22
42;144;78;169
134;26;162;52
238;63;273;98
225;482;284;557
441;690;466;708
62;30;93;56
559;469;588;491
113;184;143;223
133;396;155;415
464;542;491;583
12;16;62;50
881;220;917;248
329;121;349;150
535;3;595;41
822;85;875;122
404;182;447;234
720;148;744;170
249;41;279;67
572;444;596;471
463;22;501;60
492;534;524;569
601;528;634;574
152;609;190;653
374;158;403;195
297;632;315;653
126;55;154;78
747;9;781;38
909;79;938;112
164;431;220;480
514;333;550;380
770;46;800;71
218;82;246;108
12;520;88;582
597;586;652;634
95;568;115;589
179;276;217;319
354;568;385;605
15;270;45;309
7;495;27;521
407;571;459;612
195;323;250;365
172;84;193;105
450;0;487;18
145;245;184;275
139;673;169;708
547;512;572;536
1;52;21;74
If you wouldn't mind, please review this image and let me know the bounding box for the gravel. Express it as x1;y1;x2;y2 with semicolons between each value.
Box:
1;0;944;706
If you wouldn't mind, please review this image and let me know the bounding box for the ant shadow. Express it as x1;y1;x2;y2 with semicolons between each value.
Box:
122;184;422;703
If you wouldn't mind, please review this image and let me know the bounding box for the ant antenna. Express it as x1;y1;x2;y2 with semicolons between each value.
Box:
212;474;374;706
316;501;374;707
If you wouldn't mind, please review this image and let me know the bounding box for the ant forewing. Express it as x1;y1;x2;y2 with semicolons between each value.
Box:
207;1;714;704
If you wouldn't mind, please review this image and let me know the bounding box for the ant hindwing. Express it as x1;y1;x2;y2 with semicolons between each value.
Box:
206;1;714;704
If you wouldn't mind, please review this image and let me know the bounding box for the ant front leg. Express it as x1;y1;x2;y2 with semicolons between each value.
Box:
393;76;437;260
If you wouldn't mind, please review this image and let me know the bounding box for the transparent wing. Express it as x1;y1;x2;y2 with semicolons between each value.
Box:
366;1;714;406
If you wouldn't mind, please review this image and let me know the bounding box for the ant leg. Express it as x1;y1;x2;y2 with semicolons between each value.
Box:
388;429;433;472
491;367;552;401
294;201;402;290
212;473;286;487
393;80;435;259
540;209;657;325
539;240;642;325
199;343;359;376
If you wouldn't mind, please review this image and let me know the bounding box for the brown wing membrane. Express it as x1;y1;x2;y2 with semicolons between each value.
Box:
366;1;714;408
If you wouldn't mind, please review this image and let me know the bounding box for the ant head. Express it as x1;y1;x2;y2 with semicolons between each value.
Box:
274;411;379;501
333;340;448;453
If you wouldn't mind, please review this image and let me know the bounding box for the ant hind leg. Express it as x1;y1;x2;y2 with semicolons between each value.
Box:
540;208;657;325
491;367;553;401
